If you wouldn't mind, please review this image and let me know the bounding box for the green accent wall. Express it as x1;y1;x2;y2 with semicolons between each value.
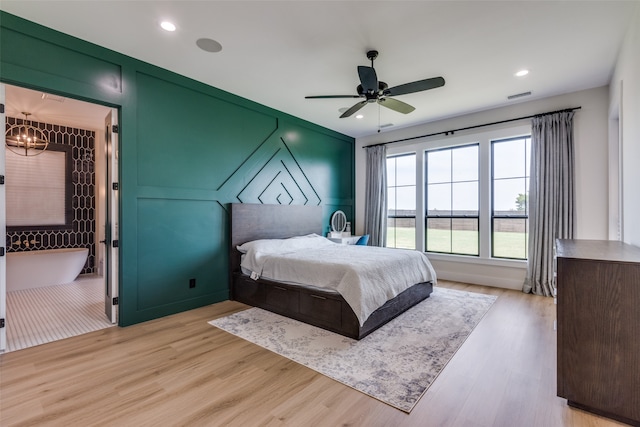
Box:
0;12;355;326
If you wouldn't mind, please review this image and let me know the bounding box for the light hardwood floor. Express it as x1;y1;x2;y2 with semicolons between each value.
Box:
0;281;627;427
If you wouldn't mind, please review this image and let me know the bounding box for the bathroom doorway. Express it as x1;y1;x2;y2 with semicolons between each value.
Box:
0;84;119;352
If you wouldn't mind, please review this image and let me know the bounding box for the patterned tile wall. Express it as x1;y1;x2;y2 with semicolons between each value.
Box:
5;116;96;274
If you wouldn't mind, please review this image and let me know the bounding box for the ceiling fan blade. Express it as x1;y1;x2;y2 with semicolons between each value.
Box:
358;66;378;94
384;76;445;97
305;95;361;99
378;97;415;114
340;100;368;118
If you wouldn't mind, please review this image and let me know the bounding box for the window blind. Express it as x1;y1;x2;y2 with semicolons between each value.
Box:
6;148;66;226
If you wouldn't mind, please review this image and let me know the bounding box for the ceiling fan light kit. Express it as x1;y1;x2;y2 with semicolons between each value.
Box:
306;50;445;118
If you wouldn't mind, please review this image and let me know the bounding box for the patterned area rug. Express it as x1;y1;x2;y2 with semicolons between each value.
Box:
209;287;496;412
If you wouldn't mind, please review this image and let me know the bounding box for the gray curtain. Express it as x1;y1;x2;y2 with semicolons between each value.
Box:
524;111;576;296
364;145;387;247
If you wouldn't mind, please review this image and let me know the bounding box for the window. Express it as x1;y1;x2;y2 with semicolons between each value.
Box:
492;136;531;259
426;145;479;255
386;124;531;263
386;153;416;249
6;144;73;231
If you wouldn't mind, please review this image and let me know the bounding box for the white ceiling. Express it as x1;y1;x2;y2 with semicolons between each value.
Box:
1;1;637;138
4;84;111;132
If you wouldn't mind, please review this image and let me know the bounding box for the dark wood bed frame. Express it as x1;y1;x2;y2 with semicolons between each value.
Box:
229;203;433;340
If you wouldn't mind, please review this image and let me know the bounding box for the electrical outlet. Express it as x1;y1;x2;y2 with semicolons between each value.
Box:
189;278;196;288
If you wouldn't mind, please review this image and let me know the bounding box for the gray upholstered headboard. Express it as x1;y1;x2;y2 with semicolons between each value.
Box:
229;203;323;274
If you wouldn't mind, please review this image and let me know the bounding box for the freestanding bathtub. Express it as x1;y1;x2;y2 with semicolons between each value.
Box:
7;247;89;292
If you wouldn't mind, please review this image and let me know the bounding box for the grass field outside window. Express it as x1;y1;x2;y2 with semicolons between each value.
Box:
387;226;528;259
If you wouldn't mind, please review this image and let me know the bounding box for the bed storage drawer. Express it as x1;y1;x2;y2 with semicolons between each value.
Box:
232;274;265;306
299;292;342;327
265;285;299;312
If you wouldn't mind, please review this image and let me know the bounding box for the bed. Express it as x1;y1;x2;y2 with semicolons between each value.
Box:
229;203;435;339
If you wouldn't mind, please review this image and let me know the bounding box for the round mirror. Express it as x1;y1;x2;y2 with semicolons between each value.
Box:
330;210;347;233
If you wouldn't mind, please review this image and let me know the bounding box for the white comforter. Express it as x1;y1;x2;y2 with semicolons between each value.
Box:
238;235;437;325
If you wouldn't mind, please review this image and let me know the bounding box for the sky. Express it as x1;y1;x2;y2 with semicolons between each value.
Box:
388;137;530;214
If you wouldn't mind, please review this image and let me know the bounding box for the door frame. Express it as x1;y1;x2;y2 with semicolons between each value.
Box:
0;83;121;351
104;110;119;323
0;83;6;351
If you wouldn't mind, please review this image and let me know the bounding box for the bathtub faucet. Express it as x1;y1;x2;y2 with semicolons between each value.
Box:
25;239;40;248
14;239;39;248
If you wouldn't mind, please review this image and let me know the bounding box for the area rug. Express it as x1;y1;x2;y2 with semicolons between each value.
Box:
209;287;496;412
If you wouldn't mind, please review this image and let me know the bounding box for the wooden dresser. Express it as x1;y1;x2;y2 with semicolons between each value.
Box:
556;239;640;426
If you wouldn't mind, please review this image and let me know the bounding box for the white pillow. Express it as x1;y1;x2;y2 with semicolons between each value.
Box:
236;239;285;254
290;233;321;239
236;234;332;254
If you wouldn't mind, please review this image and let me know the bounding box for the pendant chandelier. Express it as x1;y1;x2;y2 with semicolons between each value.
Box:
5;112;49;156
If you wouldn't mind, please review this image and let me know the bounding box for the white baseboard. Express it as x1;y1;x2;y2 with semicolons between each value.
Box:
435;269;524;291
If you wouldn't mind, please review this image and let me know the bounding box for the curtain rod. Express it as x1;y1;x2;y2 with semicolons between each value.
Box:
363;106;582;148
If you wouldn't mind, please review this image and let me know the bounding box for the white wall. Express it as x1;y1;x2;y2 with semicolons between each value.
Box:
610;5;640;247
355;86;610;289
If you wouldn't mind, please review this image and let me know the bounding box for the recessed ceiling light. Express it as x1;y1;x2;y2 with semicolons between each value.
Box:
160;21;176;32
515;69;529;77
355;114;364;119
196;38;223;53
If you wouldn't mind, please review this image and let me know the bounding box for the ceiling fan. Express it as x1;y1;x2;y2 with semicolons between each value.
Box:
305;50;445;118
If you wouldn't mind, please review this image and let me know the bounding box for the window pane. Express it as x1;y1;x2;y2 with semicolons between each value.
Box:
452;181;478;214
494;178;527;214
394;217;415;250
386;217;397;248
493;218;528;259
452;145;478;182
525;137;531;177
451;218;479;255
395;154;416;186
387;187;397;214
387;153;416;249
427;183;451;216
387;157;396;187
427;218;451;253
525;178;529;215
427;150;451;183
396;186;416;211
494;139;527;179
426;144;479;256
492;136;530;260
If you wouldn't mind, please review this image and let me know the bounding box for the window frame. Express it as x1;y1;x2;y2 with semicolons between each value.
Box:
425;143;480;256
6;143;73;232
490;135;531;260
386;152;417;249
385;124;531;267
